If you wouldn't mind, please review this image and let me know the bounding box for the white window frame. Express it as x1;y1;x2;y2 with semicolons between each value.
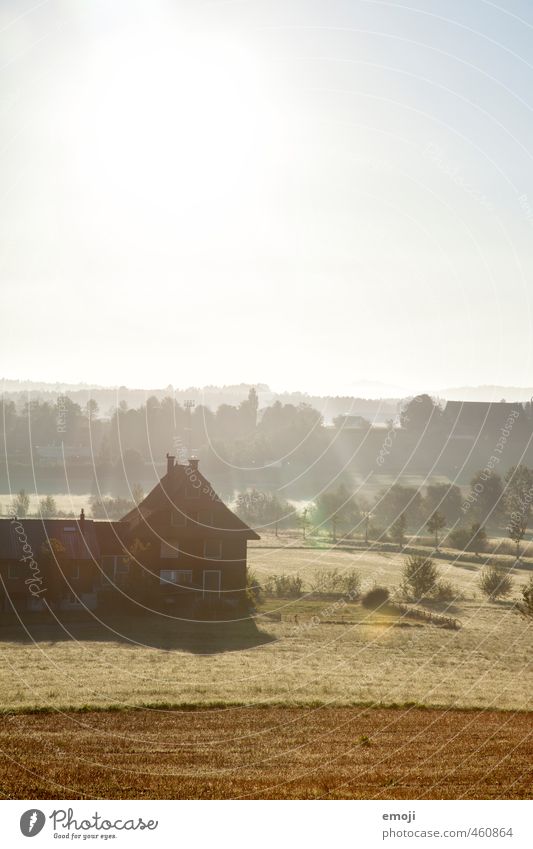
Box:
160;569;193;587
204;540;222;560
203;569;221;599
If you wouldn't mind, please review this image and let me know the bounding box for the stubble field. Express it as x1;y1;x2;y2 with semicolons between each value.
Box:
0;706;531;799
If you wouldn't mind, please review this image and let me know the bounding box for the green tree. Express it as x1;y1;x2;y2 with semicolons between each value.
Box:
427;510;446;547
12;489;30;517
508;513;527;559
468;470;504;527
504;465;533;557
517;576;533;619
401;555;439;599
38;495;57;518
390;512;407;547
312;484;360;538
479;565;513;601
423;483;462;525
235;489;296;531
400;394;442;431
469;523;488;555
374;484;423;531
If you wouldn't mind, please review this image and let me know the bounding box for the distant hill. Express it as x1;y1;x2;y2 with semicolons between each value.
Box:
3;378;532;420
435;385;533;402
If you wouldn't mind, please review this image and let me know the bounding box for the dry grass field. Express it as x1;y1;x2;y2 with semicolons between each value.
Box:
0;544;531;799
0;706;530;799
0;544;530;711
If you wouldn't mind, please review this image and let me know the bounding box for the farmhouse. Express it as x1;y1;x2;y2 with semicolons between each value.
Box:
0;455;259;614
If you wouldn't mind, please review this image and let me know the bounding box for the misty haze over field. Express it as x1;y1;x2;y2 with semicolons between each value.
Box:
2;1;533;394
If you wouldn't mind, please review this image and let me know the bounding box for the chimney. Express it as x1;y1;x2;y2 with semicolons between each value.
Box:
79;508;85;523
188;456;199;471
166;453;175;475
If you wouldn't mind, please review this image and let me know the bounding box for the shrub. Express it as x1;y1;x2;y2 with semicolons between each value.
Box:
432;580;460;602
448;523;488;554
448;527;471;551
342;570;362;599
517;576;533;619
246;570;263;606
401;555;439;600
361;586;390;609
310;568;361;599
479;565;513;601
264;574;303;598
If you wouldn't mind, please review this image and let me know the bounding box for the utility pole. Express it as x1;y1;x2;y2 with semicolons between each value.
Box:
363;511;373;546
301;507;308;540
331;515;338;543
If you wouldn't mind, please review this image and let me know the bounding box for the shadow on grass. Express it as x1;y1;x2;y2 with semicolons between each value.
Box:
0;612;277;654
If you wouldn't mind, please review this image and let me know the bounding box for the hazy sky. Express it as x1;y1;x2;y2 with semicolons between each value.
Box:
2;0;533;395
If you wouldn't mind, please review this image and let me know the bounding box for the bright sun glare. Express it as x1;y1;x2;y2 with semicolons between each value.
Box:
66;30;281;215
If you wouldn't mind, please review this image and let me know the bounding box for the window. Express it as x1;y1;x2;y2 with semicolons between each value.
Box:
66;592;81;606
101;554;129;584
116;557;130;575
188;485;201;498
171;510;187;527
160;570;193;587
8;564;22;579
160;541;180;559
204;540;222;560
71;565;80;580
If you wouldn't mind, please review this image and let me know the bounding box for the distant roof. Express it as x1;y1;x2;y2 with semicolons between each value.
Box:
444;400;523;411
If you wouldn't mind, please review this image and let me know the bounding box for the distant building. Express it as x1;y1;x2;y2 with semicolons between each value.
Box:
442;401;524;439
0;456;259;614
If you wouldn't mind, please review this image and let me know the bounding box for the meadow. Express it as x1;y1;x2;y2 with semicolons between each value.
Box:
0;542;531;799
0;542;530;712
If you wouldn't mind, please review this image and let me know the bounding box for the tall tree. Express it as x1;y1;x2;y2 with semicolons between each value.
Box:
504;465;533;558
12;489;30;517
427;510;446;547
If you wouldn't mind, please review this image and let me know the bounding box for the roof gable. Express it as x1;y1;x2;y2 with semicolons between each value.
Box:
120;460;260;539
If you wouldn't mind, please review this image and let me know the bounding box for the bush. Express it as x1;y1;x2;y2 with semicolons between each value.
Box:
264;574;303;598
479;565;513;601
361;586;390;609
310;568;361;599
432;580;460;602
517;576;533;619
447;527;471;551
448;523;487;554
401;555;439;600
246;570;263;607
